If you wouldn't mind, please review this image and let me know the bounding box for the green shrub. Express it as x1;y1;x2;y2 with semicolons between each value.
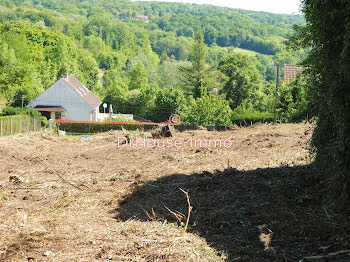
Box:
179;95;233;126
105;115;135;122
1;106;42;117
277;76;310;122
231;106;274;125
56;121;143;133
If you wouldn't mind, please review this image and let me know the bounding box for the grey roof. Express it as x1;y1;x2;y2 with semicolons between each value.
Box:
61;74;101;109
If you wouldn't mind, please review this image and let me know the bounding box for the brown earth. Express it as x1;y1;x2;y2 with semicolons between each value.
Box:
0;123;349;261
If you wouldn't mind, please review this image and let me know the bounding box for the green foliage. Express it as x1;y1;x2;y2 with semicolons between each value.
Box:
1;192;9;200
0;0;308;132
129;63;149;90
277;75;310;122
299;0;350;201
179;95;232;126
1;106;41;117
0;95;6;114
56;121;143;134
180;31;208;98
153;87;185;122
218;53;266;110
231;106;274;125
0;21;101;106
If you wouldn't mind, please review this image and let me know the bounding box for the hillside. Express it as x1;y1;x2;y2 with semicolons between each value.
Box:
0;0;308;124
0;0;304;56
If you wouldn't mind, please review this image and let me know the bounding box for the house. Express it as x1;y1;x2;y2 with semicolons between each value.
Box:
283;64;304;84
135;14;148;20
28;74;101;121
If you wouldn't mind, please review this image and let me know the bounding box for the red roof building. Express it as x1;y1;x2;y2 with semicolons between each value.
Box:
283;64;304;84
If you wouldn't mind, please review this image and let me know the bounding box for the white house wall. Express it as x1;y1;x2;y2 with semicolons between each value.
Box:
28;79;94;121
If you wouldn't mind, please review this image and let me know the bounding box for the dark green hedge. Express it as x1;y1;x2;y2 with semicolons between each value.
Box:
232;111;274;125
56;121;143;133
1;106;42;117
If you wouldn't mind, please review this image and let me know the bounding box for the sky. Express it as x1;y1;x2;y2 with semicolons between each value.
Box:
138;0;302;15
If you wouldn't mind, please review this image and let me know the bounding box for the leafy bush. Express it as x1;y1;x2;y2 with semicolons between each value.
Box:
299;0;350;201
105;115;135;122
55;120;144;133
179;95;232;126
277;76;310;122
1;106;42;117
231;107;274;125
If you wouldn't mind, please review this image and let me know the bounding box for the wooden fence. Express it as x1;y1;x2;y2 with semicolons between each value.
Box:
0;116;42;136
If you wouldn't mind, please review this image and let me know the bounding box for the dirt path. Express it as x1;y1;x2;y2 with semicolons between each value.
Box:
0;123;349;261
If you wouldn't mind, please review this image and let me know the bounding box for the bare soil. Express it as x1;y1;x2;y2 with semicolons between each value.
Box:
0;123;349;261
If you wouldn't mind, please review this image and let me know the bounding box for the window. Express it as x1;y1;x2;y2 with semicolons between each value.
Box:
82;85;89;92
55;112;62;120
79;86;86;94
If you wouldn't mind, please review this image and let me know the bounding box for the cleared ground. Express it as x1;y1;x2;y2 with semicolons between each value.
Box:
0;123;349;261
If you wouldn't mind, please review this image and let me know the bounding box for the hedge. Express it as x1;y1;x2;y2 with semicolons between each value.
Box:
55;120;146;133
1;106;42;117
232;111;274;125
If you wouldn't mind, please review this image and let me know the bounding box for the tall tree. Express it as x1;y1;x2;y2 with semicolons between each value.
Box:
218;53;264;110
299;0;350;201
180;31;208;98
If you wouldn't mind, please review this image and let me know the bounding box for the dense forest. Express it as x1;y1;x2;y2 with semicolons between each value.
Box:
0;0;308;124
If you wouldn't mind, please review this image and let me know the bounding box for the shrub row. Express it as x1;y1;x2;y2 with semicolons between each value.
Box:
232;111;274;125
55;120;145;133
1;106;42;117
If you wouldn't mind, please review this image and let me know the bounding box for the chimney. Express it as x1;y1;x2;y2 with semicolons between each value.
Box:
64;73;69;81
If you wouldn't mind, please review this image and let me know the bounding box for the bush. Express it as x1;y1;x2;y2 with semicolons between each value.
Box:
55;120;144;133
178;95;232;126
232;109;274;125
105;115;135;122
231;104;274;125
1;106;42;117
277;76;310;122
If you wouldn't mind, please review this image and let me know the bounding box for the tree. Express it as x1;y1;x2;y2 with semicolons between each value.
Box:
299;0;350;201
129;63;148;90
277;74;310;122
179;95;232;126
160;51;169;64
180;31;208;98
153;87;185;122
218;53;265;110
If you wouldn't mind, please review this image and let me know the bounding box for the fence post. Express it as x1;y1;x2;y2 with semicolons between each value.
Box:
10;118;13;135
49;119;53;130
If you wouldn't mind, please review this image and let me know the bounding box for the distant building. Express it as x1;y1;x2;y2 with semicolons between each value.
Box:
28;74;101;121
135;14;148;20
118;13;127;20
283;64;304;84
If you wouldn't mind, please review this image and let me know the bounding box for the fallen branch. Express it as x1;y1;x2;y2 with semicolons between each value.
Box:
304;250;350;260
180;188;192;233
164;206;185;224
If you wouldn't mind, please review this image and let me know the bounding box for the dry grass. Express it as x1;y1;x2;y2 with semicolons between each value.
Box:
0;123;349;261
